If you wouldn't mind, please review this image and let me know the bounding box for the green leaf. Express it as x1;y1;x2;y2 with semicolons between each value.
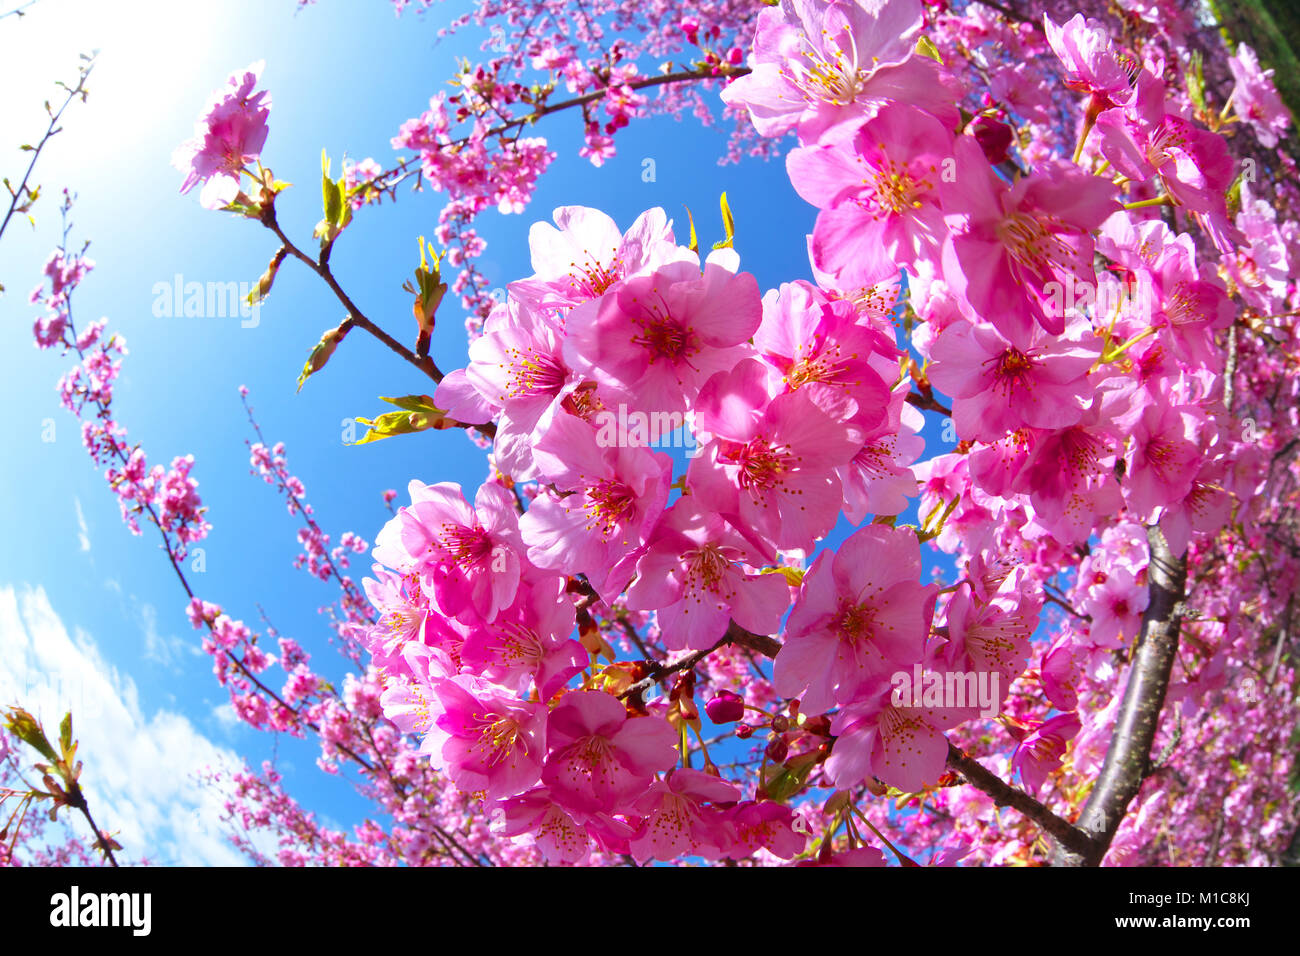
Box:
712;191;735;250
224;198;262;219
381;394;440;413
1186;50;1206;114
321;148;335;217
916;35;944;65
683;205;698;256
762;757;815;803
316;150;352;247
350;395;455;445
411;237;447;332
59;712;73;756
3;707;58;763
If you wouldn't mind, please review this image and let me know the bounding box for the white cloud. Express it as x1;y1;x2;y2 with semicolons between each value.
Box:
210;701;239;732
74;497;90;553
138;600;192;671
0;584;251;865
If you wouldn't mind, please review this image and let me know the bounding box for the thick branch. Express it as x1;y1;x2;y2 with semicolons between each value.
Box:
1052;524;1188;866
945;743;1098;859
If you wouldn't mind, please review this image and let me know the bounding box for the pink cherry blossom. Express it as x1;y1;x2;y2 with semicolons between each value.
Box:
625;500;791;651
172;62;271;210
563;252;762;416
787;103;954;275
372;480;529;624
926;315;1101;443
688;358;863;553
941;145;1120;340
1084;566;1149;648
721;0;955;144
628;768;739;863
1011;713;1082;796
824;677;952;793
1227;44;1290;148
1042;13;1139;107
774;524;937;716
541;691;678;814
519;410;672;599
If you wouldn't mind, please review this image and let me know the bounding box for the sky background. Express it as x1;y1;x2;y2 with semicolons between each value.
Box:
0;0;954;865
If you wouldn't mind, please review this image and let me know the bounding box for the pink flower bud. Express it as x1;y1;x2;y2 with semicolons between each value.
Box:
969;115;1014;165
706;691;745;723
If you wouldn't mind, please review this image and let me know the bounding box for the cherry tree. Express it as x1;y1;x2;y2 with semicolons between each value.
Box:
11;0;1300;867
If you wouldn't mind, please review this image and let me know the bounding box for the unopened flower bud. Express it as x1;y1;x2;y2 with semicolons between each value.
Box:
802;715;832;737
765;735;789;763
969;115;1014;165
706;691;745;724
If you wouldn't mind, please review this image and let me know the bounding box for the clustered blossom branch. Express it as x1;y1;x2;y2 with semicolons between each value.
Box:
21;0;1300;867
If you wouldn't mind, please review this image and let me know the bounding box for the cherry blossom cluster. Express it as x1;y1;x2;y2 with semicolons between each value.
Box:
291;0;769;329
717;0;1298;866
20;0;1298;868
350;0;1300;865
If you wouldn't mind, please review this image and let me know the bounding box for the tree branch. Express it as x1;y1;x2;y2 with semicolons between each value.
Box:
905;391;953;417
944;742;1097;859
1051;524;1188;866
619;622;781;702
0;53;94;248
260;206;497;439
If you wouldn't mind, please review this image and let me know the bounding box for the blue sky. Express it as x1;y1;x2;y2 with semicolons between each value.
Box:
0;0;957;864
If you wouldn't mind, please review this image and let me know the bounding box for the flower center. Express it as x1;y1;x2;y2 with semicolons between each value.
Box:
438;523;494;568
381;606;424;643
864;157;930;217
503;345;567;401
786;338;857;390
1063;428;1107;478
720;438;796;491
781;35;868;107
495;621;544;666
684;542;731;595
996;210;1072;276
583;479;636;539
472;713;523;766
834;601;877;645
560;382;607;424
568;251;621;299
985;347;1039;396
